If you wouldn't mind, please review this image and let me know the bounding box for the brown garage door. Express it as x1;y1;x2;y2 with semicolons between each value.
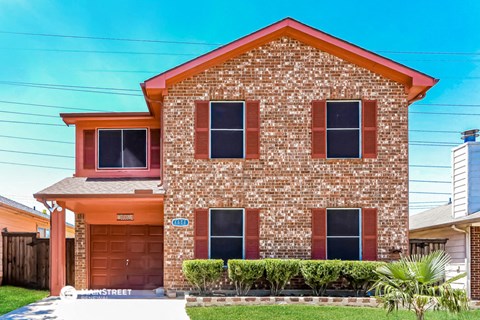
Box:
90;225;163;290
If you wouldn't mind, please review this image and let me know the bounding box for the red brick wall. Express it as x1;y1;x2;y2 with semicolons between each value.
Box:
162;37;409;290
74;213;87;289
471;227;480;299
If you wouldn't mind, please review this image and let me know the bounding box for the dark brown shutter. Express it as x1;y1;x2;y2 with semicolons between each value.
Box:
83;130;95;170
362;208;378;261
362;100;377;159
195;101;210;159
311;208;326;259
245;101;260;159
194;209;209;259
245;209;260;259
311;100;326;158
150;129;161;169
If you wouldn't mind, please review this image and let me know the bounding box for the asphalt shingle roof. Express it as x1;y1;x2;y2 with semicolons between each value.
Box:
34;177;165;197
0;195;50;220
409;203;480;231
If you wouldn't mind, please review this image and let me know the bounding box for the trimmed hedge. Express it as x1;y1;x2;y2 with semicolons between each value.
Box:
228;260;265;296
182;259;387;297
341;261;387;296
300;260;342;296
182;259;224;295
264;259;300;296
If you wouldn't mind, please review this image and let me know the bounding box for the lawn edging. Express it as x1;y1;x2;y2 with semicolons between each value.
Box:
186;294;480;310
186;295;380;308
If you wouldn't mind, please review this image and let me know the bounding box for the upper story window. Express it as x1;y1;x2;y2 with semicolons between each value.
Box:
98;129;147;169
326;101;360;158
209;208;244;263
326;208;361;260
210;101;245;159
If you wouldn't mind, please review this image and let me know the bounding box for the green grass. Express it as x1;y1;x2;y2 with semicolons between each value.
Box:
187;305;480;320
0;286;49;316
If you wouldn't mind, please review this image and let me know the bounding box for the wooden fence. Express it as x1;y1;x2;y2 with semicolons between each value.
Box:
409;238;448;256
2;232;74;289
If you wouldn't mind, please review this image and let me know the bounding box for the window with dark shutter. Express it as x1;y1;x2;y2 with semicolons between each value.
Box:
209;209;244;264
326;101;360;158
326;209;361;260
195;101;210;159
210;102;244;158
98;129;147;169
362;100;377;159
150;129;161;169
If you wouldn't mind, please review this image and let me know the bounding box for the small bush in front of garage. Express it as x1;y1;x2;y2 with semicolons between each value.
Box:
227;259;265;296
300;260;342;296
182;259;224;295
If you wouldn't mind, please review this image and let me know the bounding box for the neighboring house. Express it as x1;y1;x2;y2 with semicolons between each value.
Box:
410;137;480;300
35;18;437;296
0;195;75;284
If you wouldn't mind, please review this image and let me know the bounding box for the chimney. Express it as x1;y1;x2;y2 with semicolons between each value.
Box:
452;129;480;218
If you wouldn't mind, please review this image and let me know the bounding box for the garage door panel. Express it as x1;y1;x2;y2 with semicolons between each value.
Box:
91;241;108;253
90;225;163;289
111;241;127;253
110;225;127;235
129;225;147;236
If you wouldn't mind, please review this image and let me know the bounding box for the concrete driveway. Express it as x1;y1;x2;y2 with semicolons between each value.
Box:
0;297;189;320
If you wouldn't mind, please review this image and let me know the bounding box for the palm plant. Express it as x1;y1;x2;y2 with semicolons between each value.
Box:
371;251;468;320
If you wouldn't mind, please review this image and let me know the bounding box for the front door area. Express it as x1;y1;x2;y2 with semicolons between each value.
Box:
90;225;163;289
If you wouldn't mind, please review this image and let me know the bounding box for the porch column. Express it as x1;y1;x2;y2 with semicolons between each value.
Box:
50;201;66;296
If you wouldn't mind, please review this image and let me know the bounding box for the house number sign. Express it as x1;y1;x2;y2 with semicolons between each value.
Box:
117;214;134;221
172;218;189;227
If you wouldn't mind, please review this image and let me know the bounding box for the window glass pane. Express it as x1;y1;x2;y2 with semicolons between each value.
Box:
211;131;244;158
327;130;359;158
211;210;243;236
327;209;360;236
123;130;147;167
327;102;359;128
99;130;122;168
210;238;243;264
211;102;244;129
327;238;360;260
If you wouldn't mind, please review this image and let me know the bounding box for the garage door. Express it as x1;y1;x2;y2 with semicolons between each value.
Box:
90;225;163;290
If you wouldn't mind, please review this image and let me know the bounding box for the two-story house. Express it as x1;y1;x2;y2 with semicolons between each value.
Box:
35;18;437;296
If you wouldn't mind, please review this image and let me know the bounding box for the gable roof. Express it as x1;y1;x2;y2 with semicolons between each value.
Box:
143;17;437;105
0;194;50;220
409;203;480;231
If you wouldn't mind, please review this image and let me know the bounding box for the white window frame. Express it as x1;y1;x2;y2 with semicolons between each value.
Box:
97;128;148;169
326;100;362;159
325;208;362;260
209;101;245;159
208;208;245;260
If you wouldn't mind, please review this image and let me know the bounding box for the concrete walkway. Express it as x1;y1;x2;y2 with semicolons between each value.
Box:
0;297;189;320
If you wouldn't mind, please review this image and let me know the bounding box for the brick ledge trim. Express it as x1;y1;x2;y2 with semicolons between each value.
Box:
186;295;480;310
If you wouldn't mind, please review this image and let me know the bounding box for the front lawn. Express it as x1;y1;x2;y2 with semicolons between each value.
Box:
0;286;49;316
187;305;480;320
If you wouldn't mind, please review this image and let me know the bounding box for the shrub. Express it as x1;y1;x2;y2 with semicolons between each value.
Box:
300;260;342;296
264;259;300;296
182;259;224;295
342;261;386;296
227;260;265;296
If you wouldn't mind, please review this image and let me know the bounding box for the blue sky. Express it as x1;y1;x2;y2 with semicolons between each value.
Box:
0;1;479;223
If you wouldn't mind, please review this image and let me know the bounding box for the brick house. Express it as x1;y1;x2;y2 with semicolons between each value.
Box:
35;18;437;295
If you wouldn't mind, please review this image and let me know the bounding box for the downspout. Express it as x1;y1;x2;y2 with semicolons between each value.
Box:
451;225;470;298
